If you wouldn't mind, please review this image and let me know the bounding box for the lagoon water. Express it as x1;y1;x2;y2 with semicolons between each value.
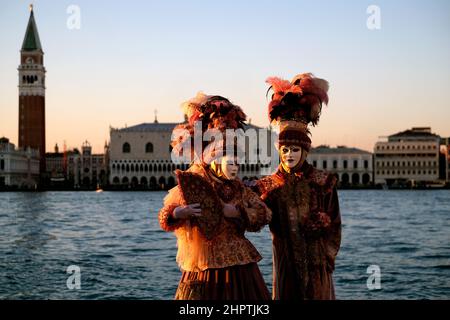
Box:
0;190;449;299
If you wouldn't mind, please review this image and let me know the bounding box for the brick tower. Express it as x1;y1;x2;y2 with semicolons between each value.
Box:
18;4;46;174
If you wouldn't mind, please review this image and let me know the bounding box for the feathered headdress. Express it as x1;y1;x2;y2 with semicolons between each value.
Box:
266;73;329;126
266;73;329;150
180;92;246;131
172;92;247;164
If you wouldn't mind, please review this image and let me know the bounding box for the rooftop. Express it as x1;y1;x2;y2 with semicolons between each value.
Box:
388;127;440;140
114;122;180;133
113;122;262;133
21;6;42;52
310;145;372;155
0;137;10;144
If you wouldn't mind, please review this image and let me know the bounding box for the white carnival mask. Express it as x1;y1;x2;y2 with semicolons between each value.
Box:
280;145;303;169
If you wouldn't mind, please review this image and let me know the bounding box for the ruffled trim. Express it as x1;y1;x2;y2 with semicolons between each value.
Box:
158;203;184;232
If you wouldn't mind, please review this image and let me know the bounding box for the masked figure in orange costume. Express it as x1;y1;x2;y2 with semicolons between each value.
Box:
158;93;272;300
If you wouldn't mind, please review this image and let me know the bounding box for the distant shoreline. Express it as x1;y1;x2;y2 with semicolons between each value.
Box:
1;185;449;192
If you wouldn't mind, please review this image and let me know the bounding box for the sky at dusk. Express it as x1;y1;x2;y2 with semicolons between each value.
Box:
1;0;449;153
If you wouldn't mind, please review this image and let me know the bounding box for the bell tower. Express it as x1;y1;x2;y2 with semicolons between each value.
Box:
18;4;46;174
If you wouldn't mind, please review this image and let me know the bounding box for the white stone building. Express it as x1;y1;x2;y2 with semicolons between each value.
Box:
0;137;40;188
374;127;440;186
108;121;273;189
308;145;373;186
109;122;179;189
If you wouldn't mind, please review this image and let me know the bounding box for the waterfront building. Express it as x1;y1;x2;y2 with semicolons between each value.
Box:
46;144;64;174
374;127;440;186
0;137;40;188
67;141;108;189
108;118;272;189
308;145;373;187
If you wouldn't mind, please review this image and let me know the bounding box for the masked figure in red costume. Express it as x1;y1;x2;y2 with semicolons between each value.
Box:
254;73;341;300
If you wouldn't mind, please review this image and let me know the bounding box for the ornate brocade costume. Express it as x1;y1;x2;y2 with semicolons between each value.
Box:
255;161;341;300
159;163;272;300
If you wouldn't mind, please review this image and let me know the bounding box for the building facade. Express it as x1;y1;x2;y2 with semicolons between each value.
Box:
46;144;64;174
308;145;373;187
18;6;46;174
45;143;71;187
374;127;440;186
109;122;179;189
0;137;40;188
108;121;272;189
67;141;108;189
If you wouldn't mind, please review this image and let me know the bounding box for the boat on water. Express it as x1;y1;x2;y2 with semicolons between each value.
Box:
424;181;447;188
382;179;447;190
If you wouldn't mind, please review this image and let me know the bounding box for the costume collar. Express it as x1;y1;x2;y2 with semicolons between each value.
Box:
278;160;313;180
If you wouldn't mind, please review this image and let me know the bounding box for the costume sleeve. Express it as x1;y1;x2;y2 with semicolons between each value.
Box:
253;178;266;196
158;185;185;232
322;186;341;272
253;178;280;235
239;186;272;232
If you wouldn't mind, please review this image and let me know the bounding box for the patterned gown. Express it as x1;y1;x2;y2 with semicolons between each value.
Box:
255;161;341;300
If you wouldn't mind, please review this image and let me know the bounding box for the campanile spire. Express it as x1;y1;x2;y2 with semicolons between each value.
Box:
18;5;46;174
